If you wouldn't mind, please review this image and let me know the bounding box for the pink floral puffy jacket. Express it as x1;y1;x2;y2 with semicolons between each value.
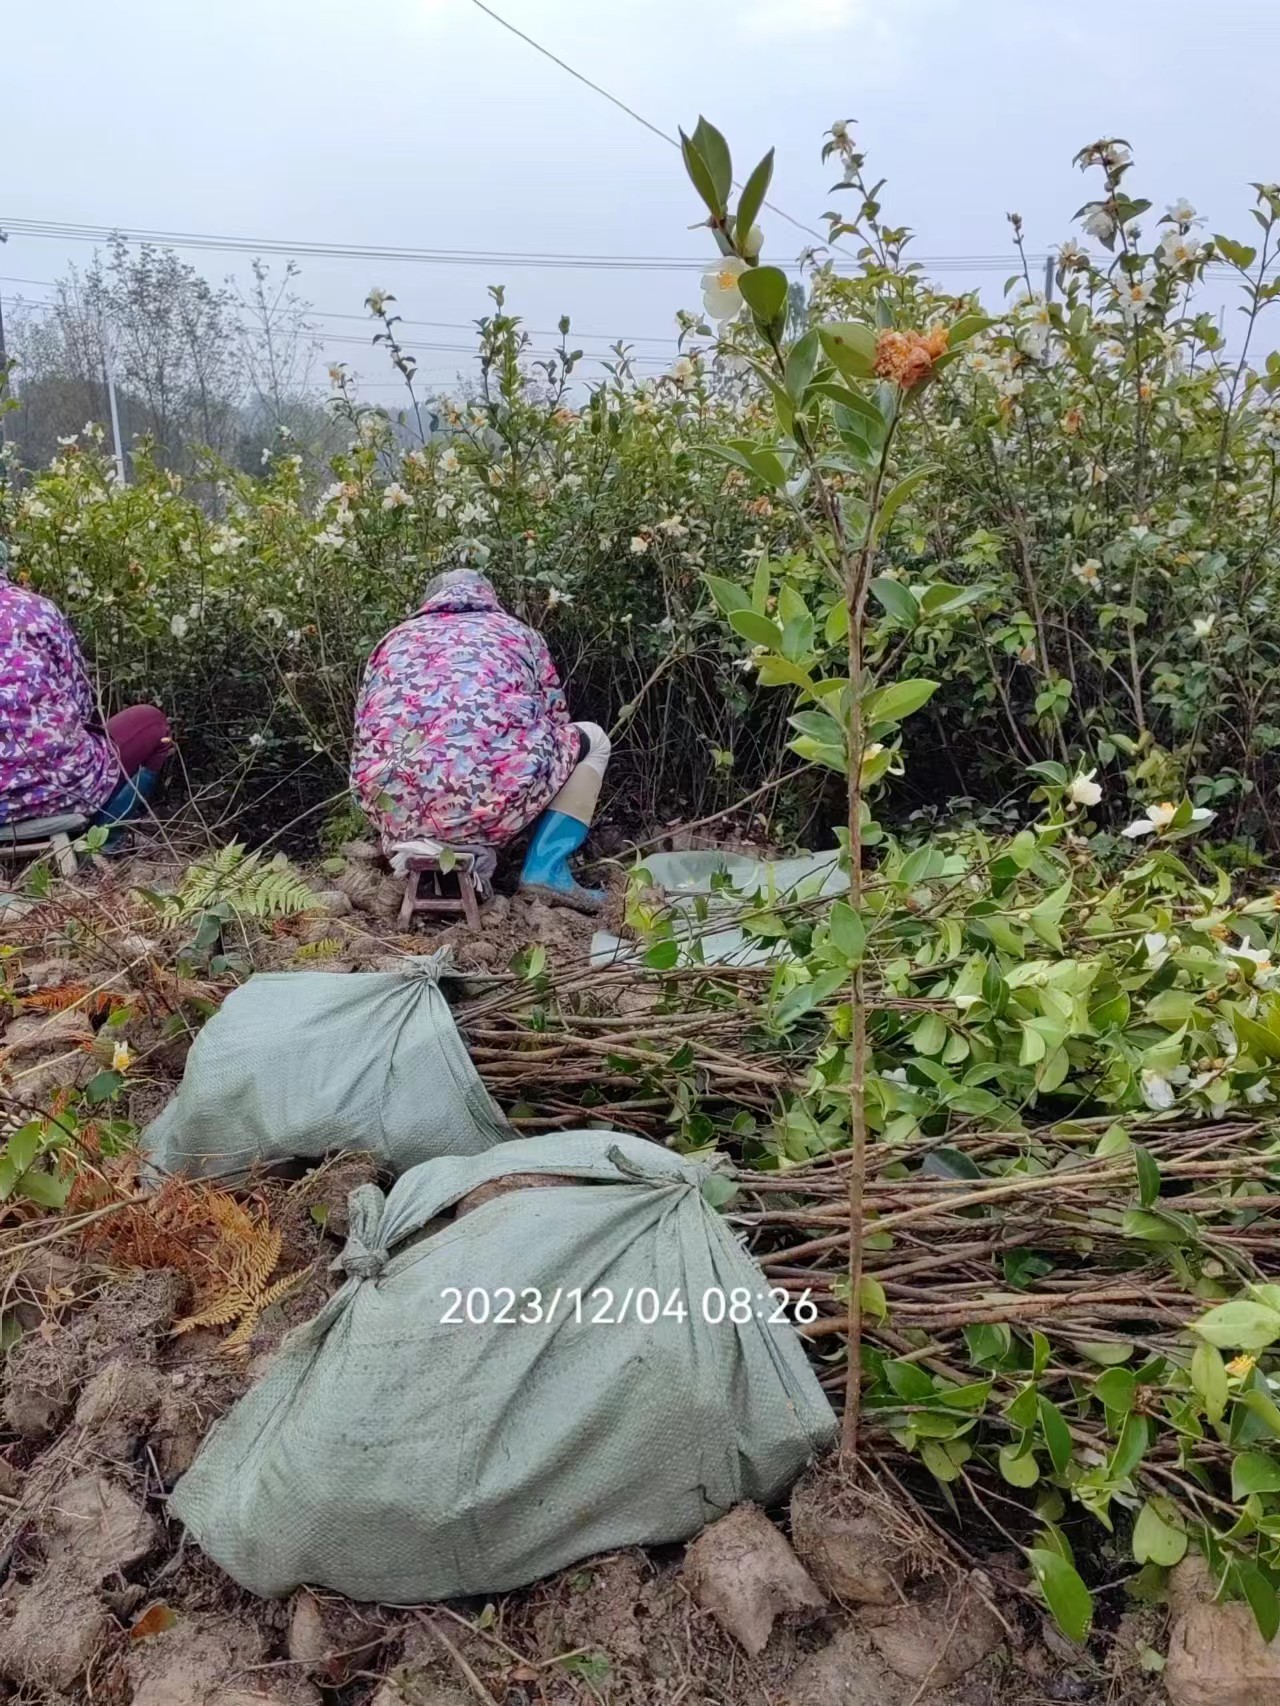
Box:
349;572;580;848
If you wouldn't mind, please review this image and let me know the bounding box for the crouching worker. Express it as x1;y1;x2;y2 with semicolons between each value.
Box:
350;567;611;912
0;543;172;830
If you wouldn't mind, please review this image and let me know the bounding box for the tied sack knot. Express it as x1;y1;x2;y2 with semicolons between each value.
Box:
332;1182;389;1281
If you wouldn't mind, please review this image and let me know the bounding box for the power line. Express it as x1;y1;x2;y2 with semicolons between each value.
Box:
466;0;845;257
0;223;1108;275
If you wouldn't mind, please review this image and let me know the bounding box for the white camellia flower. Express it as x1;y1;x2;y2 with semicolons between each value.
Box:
1166;198;1199;225
1067;770;1103;807
1143;931;1171;968
1159;229;1201;268
701;256;748;323
381;483;412;510
630;535;650;555
1192;614;1216;639
1082;206;1116;244
1227;941;1280;988
1140;1065;1188;1111
438;448;460;475
170;614;189;640
1121;801;1215;838
546;586;574;608
1072;558;1102;591
1117;278;1155;322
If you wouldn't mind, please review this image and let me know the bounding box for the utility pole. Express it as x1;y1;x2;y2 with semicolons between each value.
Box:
1044;251;1055;303
101;330;126;485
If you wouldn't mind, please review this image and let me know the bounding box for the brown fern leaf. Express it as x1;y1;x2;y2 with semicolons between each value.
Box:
173;1289;249;1336
234;1225;282;1297
219;1308;262;1356
21;983;94;1013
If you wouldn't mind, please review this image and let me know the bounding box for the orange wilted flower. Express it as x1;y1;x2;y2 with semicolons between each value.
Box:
873;324;951;390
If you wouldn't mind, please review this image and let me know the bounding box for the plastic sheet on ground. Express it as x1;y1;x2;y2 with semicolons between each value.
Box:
141;952;511;1179
591;847;844;968
170;1129;837;1602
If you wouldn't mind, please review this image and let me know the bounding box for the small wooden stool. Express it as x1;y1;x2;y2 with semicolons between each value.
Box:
0;812;88;880
398;854;484;932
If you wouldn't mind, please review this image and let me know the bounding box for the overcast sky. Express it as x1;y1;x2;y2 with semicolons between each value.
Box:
4;0;1278;397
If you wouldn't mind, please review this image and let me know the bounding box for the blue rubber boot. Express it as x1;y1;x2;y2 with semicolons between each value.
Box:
518;810;605;912
93;767;161;851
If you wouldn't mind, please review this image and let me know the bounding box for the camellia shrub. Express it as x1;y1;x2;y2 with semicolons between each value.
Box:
1;132;1278;848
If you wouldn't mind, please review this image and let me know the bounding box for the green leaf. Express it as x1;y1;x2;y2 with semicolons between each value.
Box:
679;128;724;219
691;116;732;209
776;967;847;1025
16;1168;71;1209
885;1359;937;1402
1214;234;1257;269
920;1439;962;1482
750;553;772;615
643;940;679;971
999;1444;1041;1487
84;1070;123;1105
1232;1451;1280;1499
1094;1368;1136;1419
863;678;939;726
738;266;789;324
704;573;752;616
828;901;866;965
1027;1549;1093;1644
1132;1499;1187;1567
1192;1342;1229;1424
727;608;783;649
4;1122;42;1180
948;313;992;346
1133;1144;1160;1208
784;330;821;402
819;322;877;380
1039;1397;1073;1474
1194;1300;1280;1352
1109;1413;1150;1481
872;466;938;544
735;149;774;248
700;1174;740;1210
870;578;920;626
1240;1563;1280;1644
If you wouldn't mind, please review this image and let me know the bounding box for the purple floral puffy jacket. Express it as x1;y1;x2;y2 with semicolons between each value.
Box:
0;573;117;825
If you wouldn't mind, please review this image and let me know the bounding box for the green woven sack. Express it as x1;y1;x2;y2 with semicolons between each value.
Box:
142;956;510;1178
171;1130;836;1602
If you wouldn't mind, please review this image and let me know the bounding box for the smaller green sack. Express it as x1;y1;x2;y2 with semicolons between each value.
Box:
171;1131;836;1603
142;955;510;1179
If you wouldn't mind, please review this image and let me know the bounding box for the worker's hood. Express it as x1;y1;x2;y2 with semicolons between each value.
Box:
417;568;503;618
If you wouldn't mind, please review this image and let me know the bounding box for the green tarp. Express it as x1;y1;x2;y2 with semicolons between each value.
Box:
171;1130;836;1602
142;955;510;1179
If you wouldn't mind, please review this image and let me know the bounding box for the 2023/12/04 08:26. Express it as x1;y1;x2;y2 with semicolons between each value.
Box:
436;1286;819;1327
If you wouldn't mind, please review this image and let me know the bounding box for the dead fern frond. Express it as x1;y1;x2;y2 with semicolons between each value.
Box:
85;1176;306;1356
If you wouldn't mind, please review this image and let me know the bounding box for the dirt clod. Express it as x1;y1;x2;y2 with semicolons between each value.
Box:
683;1503;826;1656
1165;1554;1280;1706
864;1574;1004;1686
455;1171;578;1218
44;1471;157;1580
73;1358;164;1457
0;1573;107;1691
128;1610;321;1706
791;1473;907;1606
